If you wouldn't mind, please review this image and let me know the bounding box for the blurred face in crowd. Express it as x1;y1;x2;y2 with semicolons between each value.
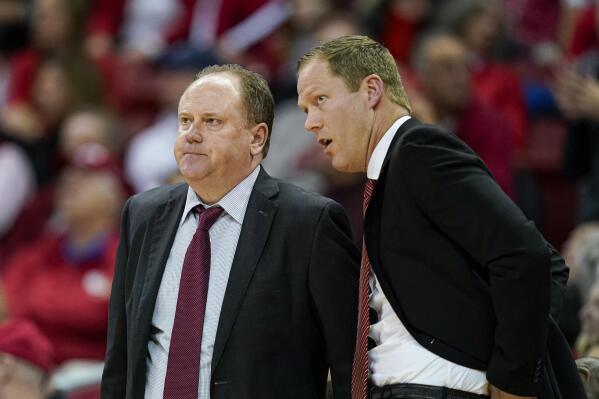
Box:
0;355;47;399
290;0;331;31
461;5;501;56
55;168;122;229
314;16;359;43
157;70;197;110
297;59;373;173
174;73;266;196
32;61;71;124
59;112;112;161
31;0;72;50
420;36;472;114
391;0;430;22
582;284;599;339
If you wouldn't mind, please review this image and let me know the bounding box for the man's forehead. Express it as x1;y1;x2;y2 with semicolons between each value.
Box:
179;73;241;109
298;59;336;93
299;59;332;81
183;73;240;97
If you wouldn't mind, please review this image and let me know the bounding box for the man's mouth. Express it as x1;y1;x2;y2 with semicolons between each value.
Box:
318;138;332;147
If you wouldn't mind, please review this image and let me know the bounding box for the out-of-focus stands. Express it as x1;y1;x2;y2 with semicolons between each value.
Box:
0;0;598;397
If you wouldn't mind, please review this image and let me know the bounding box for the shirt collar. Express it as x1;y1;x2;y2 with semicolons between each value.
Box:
366;115;411;180
181;165;261;226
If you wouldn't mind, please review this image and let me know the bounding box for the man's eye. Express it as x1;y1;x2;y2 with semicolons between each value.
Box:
317;96;326;104
180;117;191;125
206;118;220;125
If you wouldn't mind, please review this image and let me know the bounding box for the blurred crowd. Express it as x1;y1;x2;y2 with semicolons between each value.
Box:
2;0;599;397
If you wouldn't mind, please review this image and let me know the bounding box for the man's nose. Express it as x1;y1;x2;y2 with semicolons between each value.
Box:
304;112;322;133
184;124;202;143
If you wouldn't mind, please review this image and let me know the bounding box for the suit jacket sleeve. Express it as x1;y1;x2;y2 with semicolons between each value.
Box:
101;198;131;399
393;127;560;396
309;201;360;398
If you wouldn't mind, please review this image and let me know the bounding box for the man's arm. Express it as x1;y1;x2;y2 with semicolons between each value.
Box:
100;199;132;399
309;201;360;398
394;127;556;397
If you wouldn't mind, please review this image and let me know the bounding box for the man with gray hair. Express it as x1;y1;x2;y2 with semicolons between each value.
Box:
101;64;359;399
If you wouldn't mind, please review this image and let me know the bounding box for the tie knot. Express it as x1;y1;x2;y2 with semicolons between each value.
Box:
194;205;223;231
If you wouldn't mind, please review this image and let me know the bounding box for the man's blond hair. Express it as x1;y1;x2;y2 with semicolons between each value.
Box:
297;35;411;113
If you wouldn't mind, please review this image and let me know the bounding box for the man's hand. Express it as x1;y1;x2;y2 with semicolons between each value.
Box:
489;384;536;399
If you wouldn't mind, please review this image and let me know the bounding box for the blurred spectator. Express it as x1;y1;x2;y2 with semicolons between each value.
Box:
3;52;104;186
436;0;528;150
1;0;117;151
574;232;599;302
125;45;219;192
577;282;599;357
363;0;435;67
0;107;125;266
503;0;563;48
414;32;515;196
577;356;599;399
271;0;336;98
561;223;599;346
4;0;93;110
556;57;599;222
561;0;594;51
264;11;365;241
0;319;54;399
0;0;29;107
84;0;128;60
0;155;125;364
265;11;361;192
59;107;123;164
564;222;599;283
567;2;599;59
0;142;35;238
119;0;290;76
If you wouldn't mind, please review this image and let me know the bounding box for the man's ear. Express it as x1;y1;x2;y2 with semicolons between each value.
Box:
250;122;269;157
362;74;385;108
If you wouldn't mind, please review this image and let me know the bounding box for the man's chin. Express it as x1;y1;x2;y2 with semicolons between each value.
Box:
332;158;361;174
179;166;209;184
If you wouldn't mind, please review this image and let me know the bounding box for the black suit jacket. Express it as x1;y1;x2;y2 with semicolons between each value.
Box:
100;169;359;399
366;118;586;398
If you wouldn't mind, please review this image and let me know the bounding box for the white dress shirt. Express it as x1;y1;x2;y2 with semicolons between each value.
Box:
366;116;489;395
145;166;260;399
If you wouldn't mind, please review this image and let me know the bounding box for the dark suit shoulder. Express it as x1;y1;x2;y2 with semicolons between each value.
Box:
126;183;187;222
274;179;340;213
395;122;474;155
387;122;485;182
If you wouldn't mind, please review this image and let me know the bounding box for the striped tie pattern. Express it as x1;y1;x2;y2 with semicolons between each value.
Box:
164;205;223;399
351;178;376;399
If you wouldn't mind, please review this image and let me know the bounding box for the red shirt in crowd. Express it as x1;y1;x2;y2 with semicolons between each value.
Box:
455;98;515;198
2;233;118;364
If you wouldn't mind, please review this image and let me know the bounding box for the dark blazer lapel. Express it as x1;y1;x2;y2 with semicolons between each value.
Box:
136;184;188;329
211;168;279;374
364;117;421;272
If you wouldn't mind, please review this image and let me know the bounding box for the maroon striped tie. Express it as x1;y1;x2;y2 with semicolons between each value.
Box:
164;205;223;399
351;178;376;399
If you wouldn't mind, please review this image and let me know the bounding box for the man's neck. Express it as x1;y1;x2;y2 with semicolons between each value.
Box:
365;105;410;171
